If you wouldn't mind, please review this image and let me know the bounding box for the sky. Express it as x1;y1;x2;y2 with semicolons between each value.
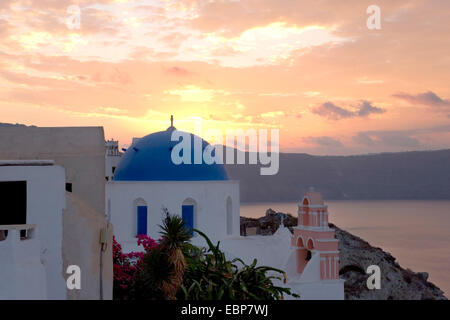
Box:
0;0;449;155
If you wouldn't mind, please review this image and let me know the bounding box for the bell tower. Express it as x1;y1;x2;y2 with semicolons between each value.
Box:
291;190;340;280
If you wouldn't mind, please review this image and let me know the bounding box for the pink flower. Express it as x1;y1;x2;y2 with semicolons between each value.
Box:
113;234;159;299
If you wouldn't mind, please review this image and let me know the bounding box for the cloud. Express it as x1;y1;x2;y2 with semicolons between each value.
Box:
393;91;450;108
356;77;384;84
312;102;353;120
91;106;128;115
0;18;13;37
353;132;376;146
260;111;285;118
353;131;420;148
188;0;397;37
302;136;343;147
130;46;177;61
158;32;189;51
357;100;385;117
198;22;349;67
165;66;191;76
312;100;385;120
2;3;121;38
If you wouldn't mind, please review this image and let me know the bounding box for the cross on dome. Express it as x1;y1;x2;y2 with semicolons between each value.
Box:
167;115;176;131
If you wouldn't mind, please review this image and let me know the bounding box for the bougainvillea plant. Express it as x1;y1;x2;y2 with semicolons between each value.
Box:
112;235;158;300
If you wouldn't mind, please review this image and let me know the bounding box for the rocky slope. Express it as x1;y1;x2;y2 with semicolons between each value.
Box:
241;209;447;300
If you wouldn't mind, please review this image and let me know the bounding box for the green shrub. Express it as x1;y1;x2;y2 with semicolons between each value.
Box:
178;229;299;300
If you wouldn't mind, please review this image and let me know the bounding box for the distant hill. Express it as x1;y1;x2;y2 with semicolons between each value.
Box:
224;149;450;202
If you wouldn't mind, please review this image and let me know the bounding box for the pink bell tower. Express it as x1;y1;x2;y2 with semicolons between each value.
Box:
291;189;340;280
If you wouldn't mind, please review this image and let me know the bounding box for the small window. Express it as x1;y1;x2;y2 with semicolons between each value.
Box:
181;198;197;236
226;197;233;235
65;183;72;192
137;206;148;236
134;198;148;236
0;181;27;225
182;205;194;236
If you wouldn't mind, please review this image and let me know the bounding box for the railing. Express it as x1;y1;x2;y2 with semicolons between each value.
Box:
0;224;37;242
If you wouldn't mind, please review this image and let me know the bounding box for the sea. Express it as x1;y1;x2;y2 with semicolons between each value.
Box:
240;200;450;297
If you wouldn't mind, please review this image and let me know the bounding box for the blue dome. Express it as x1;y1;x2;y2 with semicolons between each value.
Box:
114;127;228;181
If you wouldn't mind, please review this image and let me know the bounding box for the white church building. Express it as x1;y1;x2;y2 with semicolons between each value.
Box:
106;123;240;251
106;119;343;300
218;191;345;300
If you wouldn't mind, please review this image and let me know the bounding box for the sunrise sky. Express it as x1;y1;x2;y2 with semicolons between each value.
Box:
1;0;449;155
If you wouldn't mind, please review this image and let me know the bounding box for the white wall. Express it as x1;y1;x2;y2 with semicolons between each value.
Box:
0;165;66;299
0;228;47;299
107;180;240;250
299;251;321;282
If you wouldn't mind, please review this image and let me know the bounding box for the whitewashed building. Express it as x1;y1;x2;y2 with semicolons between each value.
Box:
0;125;113;300
0;160;64;299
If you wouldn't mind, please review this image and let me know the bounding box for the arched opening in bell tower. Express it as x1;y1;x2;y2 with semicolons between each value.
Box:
295;236;309;274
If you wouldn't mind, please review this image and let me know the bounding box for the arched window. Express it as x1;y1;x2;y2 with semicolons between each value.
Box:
307;238;315;250
296;236;304;248
226;196;232;235
182;198;196;236
134;198;147;236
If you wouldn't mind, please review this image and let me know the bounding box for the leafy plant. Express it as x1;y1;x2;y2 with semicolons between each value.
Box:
113;210;298;300
142;208;192;299
178;229;298;300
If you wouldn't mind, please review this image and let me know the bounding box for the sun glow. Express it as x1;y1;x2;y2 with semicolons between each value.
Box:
164;85;230;103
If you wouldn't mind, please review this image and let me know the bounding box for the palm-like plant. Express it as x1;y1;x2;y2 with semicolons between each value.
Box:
158;208;192;299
